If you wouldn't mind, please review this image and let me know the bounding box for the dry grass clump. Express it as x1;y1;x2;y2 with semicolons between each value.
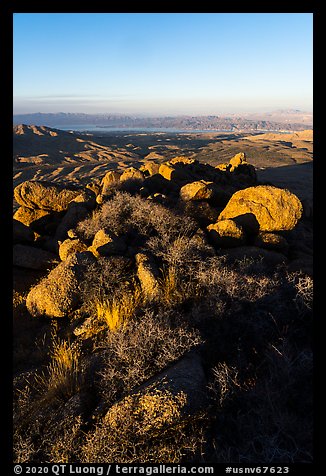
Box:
96;284;143;332
81;387;206;463
34;332;82;402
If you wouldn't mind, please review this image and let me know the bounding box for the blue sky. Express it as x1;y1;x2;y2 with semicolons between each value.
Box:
13;13;313;115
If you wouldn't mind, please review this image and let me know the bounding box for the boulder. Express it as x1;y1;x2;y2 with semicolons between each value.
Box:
135;252;160;300
169;156;197;165
140;162;160;176
207;219;246;248
253;232;289;254
59;238;88;261
13;219;35;244
228;152;257;184
13;244;59;270
229;152;247;168
106;352;208;424
159;163;177;181
179;180;216;201
13;206;65;235
215;163;231;172
120;168;145;182
14;181;84;212
100;171;121;199
88;229;127;257
219;185;303;232
101;170;121;186
26;251;96;318
183;201;221;227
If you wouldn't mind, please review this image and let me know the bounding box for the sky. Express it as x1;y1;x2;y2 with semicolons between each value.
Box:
13;13;313;116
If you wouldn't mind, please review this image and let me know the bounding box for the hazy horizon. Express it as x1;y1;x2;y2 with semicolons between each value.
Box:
13;13;313;115
13;108;313;118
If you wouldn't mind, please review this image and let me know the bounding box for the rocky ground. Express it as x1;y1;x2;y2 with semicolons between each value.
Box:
13;129;313;464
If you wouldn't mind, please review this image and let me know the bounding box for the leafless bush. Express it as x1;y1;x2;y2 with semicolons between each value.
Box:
77;191;197;241
96;308;203;406
288;272;313;314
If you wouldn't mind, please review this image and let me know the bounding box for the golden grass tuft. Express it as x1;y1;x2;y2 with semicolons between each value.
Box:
159;266;184;306
35;332;81;402
96;284;143;332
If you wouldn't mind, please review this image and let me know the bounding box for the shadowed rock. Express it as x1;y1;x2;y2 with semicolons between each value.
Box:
103;351;207;432
13;219;35;244
133;351;207;417
55;203;90;242
231;213;260;236
253;232;289;254
13;244;59;270
219;185;303;232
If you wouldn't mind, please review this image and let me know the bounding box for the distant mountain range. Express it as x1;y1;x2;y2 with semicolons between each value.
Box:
13;110;312;132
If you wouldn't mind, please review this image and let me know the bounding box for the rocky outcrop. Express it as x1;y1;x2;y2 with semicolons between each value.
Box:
219;185;303;232
140;162;160;176
13;206;62;235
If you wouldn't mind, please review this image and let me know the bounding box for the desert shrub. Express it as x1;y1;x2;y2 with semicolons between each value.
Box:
81;387;206;463
77;191;197;242
288;272;313;315
79;255;133;314
96;309;202;406
209;362;241;406
45;415;83;463
209;342;313;463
